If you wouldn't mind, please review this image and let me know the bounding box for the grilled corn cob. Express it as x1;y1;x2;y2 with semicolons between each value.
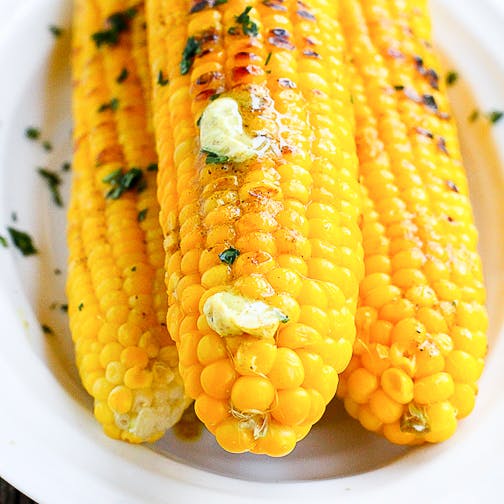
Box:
336;0;487;444
67;0;190;443
147;0;363;456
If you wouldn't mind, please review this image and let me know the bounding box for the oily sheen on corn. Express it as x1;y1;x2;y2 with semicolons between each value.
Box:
147;0;363;455
67;0;190;443
335;0;487;444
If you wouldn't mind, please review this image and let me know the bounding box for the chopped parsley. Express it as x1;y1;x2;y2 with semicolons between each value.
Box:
137;208;148;222
49;25;63;37
7;227;37;256
38;168;63;207
103;167;145;199
202;149;229;164
116;67;129;83
42;140;53;152
219;247;240;265
146;163;158;172
445;71;458;86
91;8;137;47
61;161;71;172
98;98;119;112
157;70;169;86
180;36;202;75
0;235;7;247
393;85;405;91
25;127;41;140
230;6;258;36
265;51;272;66
78;302;84;311
488;110;503;124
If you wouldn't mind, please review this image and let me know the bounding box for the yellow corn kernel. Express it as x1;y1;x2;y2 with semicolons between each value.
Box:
231;376;275;412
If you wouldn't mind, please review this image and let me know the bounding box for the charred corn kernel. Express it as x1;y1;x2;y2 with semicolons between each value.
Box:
147;0;362;456
68;0;190;443
336;0;487;445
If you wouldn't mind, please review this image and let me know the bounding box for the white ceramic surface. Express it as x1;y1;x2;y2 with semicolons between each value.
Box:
0;0;503;502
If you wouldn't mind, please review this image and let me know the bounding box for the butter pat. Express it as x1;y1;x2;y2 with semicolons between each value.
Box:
199;97;267;163
203;291;288;339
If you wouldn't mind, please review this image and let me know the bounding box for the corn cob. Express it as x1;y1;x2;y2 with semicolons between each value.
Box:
147;0;363;456
67;0;190;443
335;0;487;444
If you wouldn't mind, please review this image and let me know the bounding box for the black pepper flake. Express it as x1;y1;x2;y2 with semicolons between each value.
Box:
437;137;449;155
414;126;434;139
116;67;129;83
219;247;240;265
157;70;169;86
278;78;296;88
297;9;316;20
41;324;54;335
394;85;405;91
446;70;459;86
61;161;71;172
446;180;459;192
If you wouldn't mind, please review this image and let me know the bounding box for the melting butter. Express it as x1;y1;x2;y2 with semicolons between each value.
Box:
203;291;288;339
199;97;268;163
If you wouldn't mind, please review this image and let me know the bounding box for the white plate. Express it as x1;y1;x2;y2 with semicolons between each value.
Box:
0;0;503;502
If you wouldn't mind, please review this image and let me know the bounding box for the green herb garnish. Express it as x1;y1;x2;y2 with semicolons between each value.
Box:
49;25;63;37
38;168;63;207
147;163;158;172
180;36;202;75
445;71;458;86
7;227;37;256
235;6;258;36
25;127;41;140
265;51;272;66
61;161;71;172
78;302;84;311
91;8;137;47
98;98;119;112
42;140;53;152
0;235;7;247
157;70;169;86
202;149;230;164
219;247;240;265
60;304;68;313
116;67;129;83
488;110;504;124
137;208;148;222
103;167;145;199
